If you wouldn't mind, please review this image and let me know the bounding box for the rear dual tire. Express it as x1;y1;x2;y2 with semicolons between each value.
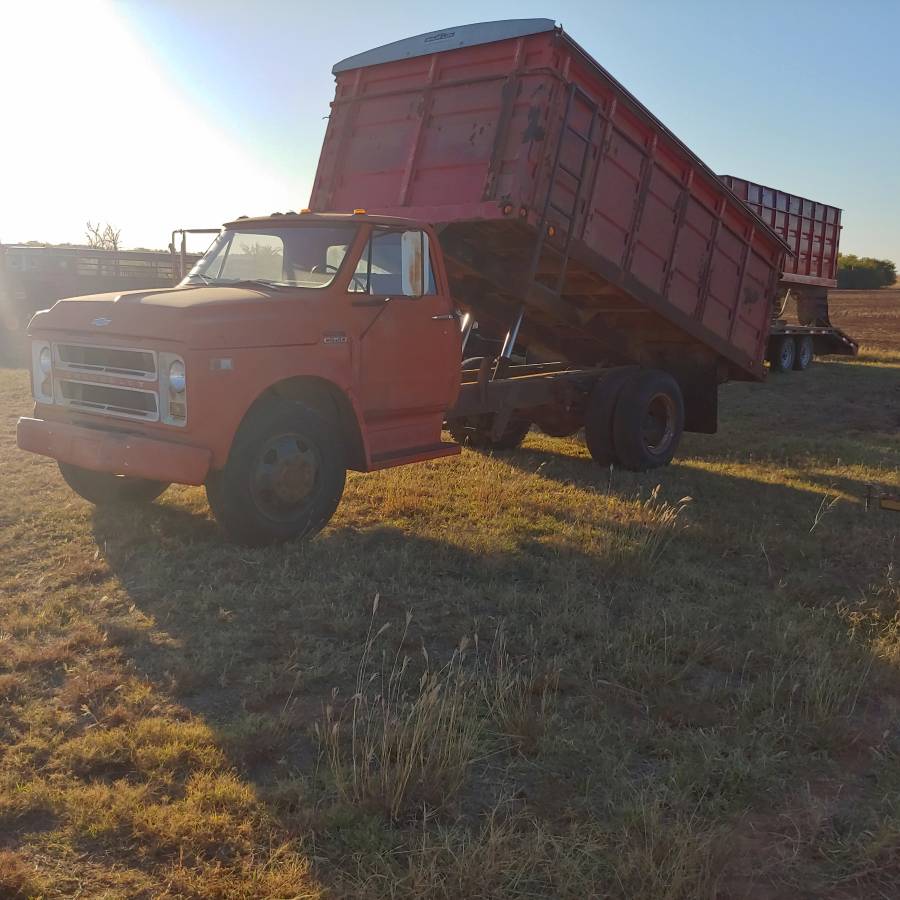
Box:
585;368;684;472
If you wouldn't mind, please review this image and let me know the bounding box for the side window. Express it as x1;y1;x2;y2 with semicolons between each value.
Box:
349;229;436;296
350;230;402;295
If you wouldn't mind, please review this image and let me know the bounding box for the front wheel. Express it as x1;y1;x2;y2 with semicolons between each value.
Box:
206;399;346;546
58;463;169;506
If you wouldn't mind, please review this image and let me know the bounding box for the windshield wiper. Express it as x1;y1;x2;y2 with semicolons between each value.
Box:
229;279;292;292
185;275;292;291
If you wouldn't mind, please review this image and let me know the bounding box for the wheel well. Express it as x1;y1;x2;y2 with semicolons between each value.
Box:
242;377;367;470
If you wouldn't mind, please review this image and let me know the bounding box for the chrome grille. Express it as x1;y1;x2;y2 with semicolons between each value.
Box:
55;344;157;380
58;379;159;422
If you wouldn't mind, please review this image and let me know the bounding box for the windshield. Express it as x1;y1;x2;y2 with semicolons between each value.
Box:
184;225;359;289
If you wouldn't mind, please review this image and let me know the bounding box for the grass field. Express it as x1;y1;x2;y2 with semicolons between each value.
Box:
1;292;898;898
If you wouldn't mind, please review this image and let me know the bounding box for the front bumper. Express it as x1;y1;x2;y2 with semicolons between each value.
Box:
17;417;211;485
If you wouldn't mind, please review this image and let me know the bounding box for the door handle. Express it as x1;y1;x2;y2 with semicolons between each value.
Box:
432;313;459;321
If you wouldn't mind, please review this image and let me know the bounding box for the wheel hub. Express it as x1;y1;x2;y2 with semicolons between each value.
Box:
643;393;676;454
251;433;319;518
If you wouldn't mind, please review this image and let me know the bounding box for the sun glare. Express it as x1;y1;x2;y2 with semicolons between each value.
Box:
0;0;291;249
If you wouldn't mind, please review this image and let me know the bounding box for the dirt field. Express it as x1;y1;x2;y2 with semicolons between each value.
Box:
830;286;900;351
1;295;898;897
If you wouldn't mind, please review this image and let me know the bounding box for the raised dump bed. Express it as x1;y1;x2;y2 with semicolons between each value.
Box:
311;18;789;384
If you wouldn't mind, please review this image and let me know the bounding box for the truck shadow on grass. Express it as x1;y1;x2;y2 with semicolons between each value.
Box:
77;350;897;894
507;441;897;518
88;512;634;796
500;353;899;520
79;449;900;896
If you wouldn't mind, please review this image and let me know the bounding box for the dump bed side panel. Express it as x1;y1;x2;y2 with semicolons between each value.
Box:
721;176;841;288
312;25;787;380
313;35;546;216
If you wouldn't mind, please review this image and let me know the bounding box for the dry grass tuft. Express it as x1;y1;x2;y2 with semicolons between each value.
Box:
0;849;48;899
611;483;693;571
56;716;225;781
481;627;558;754
318;598;482;821
345;796;723;899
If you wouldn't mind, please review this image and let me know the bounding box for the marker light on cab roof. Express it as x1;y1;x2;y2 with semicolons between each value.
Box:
353;208;367;214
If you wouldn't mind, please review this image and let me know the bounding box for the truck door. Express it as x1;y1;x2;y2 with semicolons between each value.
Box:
348;226;460;429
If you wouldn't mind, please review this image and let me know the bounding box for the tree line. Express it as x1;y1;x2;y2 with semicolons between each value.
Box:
837;254;896;289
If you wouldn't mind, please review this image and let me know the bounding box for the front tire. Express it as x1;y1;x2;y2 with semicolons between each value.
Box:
611;369;684;471
58;463;169;506
206;399;346;546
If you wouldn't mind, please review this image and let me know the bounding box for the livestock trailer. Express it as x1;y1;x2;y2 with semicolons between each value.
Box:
0;244;203;366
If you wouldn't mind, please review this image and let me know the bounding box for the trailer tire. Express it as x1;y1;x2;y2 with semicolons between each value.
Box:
58;463;169;506
584;368;637;466
793;335;814;371
206;399;346;546
769;335;796;373
612;369;684;471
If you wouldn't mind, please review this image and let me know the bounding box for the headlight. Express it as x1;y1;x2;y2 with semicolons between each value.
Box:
159;352;187;426
31;341;53;403
168;359;186;394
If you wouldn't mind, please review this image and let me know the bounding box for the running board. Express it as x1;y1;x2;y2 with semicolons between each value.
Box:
369;441;461;471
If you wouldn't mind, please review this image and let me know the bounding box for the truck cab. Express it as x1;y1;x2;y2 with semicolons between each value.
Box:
18;212;463;544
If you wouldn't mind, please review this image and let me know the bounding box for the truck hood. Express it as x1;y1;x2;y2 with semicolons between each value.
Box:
27;285;316;348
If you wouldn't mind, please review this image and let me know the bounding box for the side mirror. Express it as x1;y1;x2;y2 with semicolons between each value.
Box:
400;231;431;297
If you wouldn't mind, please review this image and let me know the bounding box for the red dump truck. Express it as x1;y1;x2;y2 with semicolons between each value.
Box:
721;176;857;372
18;19;789;545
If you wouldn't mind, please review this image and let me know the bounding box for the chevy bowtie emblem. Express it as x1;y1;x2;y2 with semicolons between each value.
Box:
92;317;112;327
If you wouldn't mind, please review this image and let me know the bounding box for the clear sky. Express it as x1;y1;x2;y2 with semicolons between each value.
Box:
2;0;898;260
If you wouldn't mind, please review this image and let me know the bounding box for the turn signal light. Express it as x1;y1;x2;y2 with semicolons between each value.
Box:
353;208;367;214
